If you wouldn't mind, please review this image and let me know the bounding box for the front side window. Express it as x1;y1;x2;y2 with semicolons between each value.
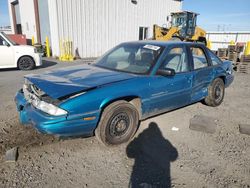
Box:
159;47;189;73
95;43;164;74
0;36;5;46
0;32;17;45
190;47;208;70
208;50;222;66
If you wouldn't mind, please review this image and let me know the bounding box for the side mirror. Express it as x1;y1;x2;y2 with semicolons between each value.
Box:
157;68;175;77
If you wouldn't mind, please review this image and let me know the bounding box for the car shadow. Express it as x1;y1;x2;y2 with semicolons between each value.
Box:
126;122;178;188
0;67;18;72
38;60;57;69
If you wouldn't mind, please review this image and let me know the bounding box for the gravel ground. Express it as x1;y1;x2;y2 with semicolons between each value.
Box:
0;59;250;188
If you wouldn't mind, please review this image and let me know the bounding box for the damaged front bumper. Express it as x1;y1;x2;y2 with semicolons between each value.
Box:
15;90;100;137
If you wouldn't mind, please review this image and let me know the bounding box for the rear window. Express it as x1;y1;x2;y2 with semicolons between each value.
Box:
208;50;222;66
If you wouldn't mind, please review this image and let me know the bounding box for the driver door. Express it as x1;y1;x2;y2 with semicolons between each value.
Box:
148;46;193;115
0;36;14;67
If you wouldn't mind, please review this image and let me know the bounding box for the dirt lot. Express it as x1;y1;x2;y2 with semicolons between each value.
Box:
0;60;250;188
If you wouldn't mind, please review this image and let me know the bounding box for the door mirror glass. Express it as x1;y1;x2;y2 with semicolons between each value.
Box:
157;68;175;76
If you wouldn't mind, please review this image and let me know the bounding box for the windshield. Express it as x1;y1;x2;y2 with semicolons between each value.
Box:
95;43;164;74
172;14;187;28
0;32;18;45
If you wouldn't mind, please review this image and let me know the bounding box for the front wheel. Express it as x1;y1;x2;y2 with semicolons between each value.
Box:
95;100;139;146
204;78;225;107
18;56;35;70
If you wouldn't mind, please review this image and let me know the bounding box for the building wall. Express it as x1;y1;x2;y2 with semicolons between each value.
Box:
207;31;250;51
38;0;51;44
48;0;182;58
0;28;13;34
8;0;15;34
8;0;37;42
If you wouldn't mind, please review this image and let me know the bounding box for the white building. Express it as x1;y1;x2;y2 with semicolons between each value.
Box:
8;0;182;58
0;26;12;34
207;31;250;51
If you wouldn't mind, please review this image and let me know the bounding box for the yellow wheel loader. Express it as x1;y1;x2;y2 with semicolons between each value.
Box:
153;11;207;45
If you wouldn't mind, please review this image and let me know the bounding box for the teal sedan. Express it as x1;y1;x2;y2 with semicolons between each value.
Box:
15;41;234;146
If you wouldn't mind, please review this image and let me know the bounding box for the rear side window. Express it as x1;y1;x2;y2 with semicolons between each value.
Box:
190;47;208;70
208;50;222;65
160;47;189;73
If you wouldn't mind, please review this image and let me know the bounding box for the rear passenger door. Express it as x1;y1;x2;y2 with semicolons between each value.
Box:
189;45;214;102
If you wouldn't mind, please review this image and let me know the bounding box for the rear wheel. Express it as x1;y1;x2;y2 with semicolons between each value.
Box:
95;100;139;146
18;56;35;70
204;78;225;107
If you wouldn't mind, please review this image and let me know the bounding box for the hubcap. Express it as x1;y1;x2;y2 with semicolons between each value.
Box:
215;86;221;99
109;112;130;137
214;83;223;102
19;58;32;69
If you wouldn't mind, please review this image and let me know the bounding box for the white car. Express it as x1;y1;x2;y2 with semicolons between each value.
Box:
0;32;42;70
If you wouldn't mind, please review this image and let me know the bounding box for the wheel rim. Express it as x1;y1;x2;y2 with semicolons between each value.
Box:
109;112;130;137
19;58;32;69
214;82;223;103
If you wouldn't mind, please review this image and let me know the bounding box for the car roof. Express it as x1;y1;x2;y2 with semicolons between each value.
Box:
121;40;205;48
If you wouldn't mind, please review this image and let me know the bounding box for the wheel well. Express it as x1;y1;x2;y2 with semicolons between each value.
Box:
17;55;35;67
219;76;226;84
101;96;142;120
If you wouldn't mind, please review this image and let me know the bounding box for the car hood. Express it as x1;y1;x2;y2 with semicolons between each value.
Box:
25;64;136;99
13;45;35;52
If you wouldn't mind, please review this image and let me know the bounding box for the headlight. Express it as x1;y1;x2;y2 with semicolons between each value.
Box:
36;101;67;116
34;48;38;53
32;99;67;116
24;78;31;85
23;81;67;116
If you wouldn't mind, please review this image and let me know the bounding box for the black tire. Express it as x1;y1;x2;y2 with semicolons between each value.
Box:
204;78;225;107
95;100;139;146
18;56;35;70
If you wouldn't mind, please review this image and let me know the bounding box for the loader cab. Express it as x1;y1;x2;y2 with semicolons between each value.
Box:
171;11;198;38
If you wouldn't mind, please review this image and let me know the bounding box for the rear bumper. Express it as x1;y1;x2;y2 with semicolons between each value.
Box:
15;90;100;137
